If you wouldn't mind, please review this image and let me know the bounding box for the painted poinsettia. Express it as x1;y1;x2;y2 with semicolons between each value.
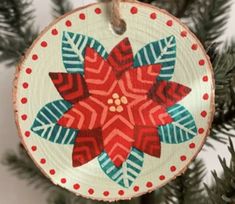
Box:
31;32;198;188
49;38;190;168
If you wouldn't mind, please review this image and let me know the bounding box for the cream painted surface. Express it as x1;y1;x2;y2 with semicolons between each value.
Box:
0;0;235;203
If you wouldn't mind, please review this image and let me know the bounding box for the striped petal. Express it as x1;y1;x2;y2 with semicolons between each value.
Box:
134;126;161;158
107;38;133;77
84;47;116;96
128;97;173;126
49;72;89;104
72;128;103;167
149;81;191;107
102;113;134;167
58;96;108;130
120;64;161;95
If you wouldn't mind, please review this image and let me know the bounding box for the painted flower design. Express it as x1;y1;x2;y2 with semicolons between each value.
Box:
31;32;197;188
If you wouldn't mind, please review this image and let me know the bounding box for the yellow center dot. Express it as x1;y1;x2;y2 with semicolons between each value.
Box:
115;99;121;105
121;96;128;104
112;93;119;99
109;106;116;112
116;105;123;112
107;99;113;104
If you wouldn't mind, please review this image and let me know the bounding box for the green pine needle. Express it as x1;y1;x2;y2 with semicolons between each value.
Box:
192;0;232;47
51;0;73;19
205;138;235;203
208;44;235;144
0;0;38;66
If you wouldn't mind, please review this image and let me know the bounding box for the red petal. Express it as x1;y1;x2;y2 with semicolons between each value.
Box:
72;129;103;167
84;47;116;96
150;81;191;107
58;96;108;130
49;72;89;104
102;115;134;167
129;97;173;126
120;64;161;95
107;38;133;77
134;126;161;158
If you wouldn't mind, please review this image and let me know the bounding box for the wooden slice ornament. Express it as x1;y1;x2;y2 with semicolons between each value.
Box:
14;0;215;201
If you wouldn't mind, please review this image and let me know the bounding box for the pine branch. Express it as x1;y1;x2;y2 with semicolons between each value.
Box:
2;145;53;190
205;138;235;203
192;0;232;47
0;0;38;66
51;0;73;19
156;159;207;204
176;0;197;18
207;43;235;144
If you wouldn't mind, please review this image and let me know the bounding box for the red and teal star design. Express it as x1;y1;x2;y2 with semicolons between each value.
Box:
31;32;198;188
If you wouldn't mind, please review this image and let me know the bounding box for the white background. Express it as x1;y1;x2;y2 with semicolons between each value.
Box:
0;0;235;203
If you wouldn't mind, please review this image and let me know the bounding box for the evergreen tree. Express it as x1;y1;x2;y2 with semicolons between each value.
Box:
1;0;235;203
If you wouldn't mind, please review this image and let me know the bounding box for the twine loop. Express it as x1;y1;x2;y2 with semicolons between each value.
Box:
111;0;136;35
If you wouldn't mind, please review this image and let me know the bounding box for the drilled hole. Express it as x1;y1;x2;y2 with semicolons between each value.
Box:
111;19;126;35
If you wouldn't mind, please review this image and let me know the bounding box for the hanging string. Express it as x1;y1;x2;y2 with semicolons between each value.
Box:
111;0;136;35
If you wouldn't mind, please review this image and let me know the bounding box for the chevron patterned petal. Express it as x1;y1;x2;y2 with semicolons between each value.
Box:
134;126;161;158
102;114;134;167
134;35;176;81
49;72;89;104
158;104;197;144
149;80;191;107
98;148;144;188
84;47;116;96
129;97;173;126
107;38;133;77
31;100;78;145
72;128;103;167
58;96;107;130
120;64;161;95
62;31;108;74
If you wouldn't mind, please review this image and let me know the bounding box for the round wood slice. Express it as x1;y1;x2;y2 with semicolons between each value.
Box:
13;2;215;201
